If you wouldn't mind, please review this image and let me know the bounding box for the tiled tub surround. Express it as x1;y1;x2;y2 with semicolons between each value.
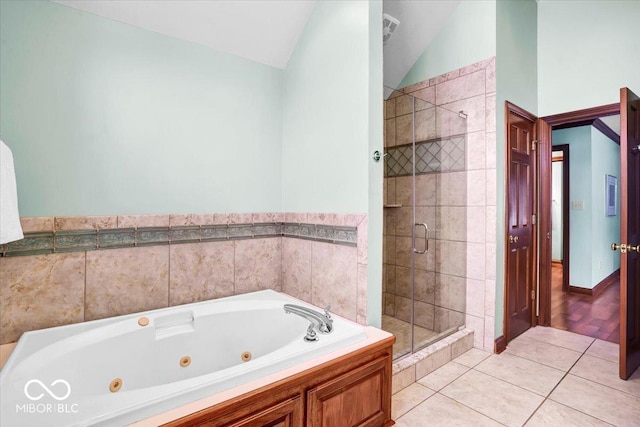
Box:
0;213;368;344
0;290;370;426
383;57;497;353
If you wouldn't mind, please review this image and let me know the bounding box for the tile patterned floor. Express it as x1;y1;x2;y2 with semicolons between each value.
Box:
392;326;640;426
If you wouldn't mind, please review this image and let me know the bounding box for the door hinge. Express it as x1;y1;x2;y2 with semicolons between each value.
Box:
532;214;536;225
531;289;536;300
532;140;537;151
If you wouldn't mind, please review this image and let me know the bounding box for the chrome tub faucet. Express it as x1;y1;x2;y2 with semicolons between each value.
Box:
283;304;333;342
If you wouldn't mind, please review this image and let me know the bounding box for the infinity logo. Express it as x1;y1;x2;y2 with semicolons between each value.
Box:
24;379;71;401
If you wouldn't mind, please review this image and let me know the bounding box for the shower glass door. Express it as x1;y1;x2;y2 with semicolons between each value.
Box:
383;87;468;359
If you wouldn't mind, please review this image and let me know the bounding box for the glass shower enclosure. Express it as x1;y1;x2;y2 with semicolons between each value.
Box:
382;88;468;359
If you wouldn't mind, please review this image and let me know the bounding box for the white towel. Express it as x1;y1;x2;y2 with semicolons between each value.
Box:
0;140;24;244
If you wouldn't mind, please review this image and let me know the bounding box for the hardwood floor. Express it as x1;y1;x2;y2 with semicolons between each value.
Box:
550;263;620;343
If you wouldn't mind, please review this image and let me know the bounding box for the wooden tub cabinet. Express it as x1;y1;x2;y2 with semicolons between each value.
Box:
162;335;395;427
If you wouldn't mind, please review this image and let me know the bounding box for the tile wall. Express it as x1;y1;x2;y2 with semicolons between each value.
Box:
0;212;368;344
383;57;497;351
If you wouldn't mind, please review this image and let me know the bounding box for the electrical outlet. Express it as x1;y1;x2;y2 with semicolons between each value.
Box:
571;201;585;210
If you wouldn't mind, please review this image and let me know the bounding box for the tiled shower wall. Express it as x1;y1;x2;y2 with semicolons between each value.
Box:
383;57;497;351
383;89;468;337
0;212;368;345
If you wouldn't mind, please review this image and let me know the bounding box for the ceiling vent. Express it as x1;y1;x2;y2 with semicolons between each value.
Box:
383;13;400;45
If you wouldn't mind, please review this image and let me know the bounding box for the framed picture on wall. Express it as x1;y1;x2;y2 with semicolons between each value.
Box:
606;174;617;216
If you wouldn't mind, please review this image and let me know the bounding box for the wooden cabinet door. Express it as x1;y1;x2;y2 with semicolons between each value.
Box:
306;356;391;427
183;395;303;427
226;396;303;427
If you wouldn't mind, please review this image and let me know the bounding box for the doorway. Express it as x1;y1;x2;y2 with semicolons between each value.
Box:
551;144;569;293
547;125;622;343
536;88;640;379
538;104;621;336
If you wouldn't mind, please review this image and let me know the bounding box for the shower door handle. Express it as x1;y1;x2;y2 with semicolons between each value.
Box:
413;223;429;254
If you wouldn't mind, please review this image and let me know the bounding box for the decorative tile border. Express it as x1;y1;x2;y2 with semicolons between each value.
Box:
283;223;357;246
385;134;467;177
0;222;356;257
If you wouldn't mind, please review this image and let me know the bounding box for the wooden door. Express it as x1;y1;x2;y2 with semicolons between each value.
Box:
619;87;640;379
505;102;538;342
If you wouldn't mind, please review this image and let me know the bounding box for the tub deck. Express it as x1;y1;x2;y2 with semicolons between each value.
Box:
0;290;388;426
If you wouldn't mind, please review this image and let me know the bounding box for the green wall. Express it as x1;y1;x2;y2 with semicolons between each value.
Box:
552;127;593;289
538;0;640;115
590;127;621;286
552;126;621;289
398;0;496;88
282;0;370;214
368;1;384;328
0;0;283;216
0;0;385;326
281;0;383;325
551;161;563;261
495;0;537;338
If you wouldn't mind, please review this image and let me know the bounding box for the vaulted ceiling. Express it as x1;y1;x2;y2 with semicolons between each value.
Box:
53;0;317;69
54;0;460;89
383;0;461;90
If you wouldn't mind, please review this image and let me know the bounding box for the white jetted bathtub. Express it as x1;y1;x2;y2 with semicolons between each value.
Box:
0;290;367;426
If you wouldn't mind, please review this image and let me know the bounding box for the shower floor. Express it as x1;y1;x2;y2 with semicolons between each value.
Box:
382;315;439;359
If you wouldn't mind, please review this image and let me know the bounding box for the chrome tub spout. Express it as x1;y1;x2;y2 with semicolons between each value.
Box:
283;304;333;342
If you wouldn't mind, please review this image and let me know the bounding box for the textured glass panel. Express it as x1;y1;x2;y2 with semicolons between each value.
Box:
283;223;318;239
333;240;357;248
170;226;201;243
137;227;169;246
55;230;97;252
333;226;357;244
201;225;228;241
228;225;252;239
4;248;55;257
1;221;360;255
283;223;300;236
98;229;135;249
316;225;357;245
315;225;335;241
3;233;54;255
297;224;316;238
253;223;282;237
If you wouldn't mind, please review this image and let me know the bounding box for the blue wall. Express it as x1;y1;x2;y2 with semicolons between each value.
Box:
553;127;592;288
281;0;383;325
495;0;537;337
0;0;283;216
398;0;496;88
552;126;620;289
590;127;621;285
282;0;371;213
538;1;640;115
551;160;563;261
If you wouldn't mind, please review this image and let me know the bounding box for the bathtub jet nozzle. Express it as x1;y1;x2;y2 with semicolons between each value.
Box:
283;304;334;342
